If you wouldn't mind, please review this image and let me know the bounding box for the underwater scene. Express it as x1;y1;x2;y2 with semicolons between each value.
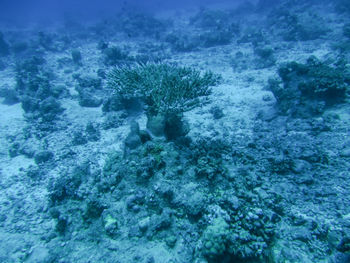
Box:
1;0;350;262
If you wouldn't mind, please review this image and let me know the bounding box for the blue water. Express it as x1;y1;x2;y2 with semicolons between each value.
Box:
0;0;350;262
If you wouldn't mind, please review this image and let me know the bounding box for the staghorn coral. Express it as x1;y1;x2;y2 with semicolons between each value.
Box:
108;63;221;116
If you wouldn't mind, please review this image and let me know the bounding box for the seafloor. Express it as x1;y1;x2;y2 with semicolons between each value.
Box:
0;0;350;262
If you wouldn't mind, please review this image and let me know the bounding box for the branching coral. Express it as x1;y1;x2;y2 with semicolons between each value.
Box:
108;63;221;116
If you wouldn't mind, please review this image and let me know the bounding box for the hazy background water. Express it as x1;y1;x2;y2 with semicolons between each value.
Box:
0;0;252;25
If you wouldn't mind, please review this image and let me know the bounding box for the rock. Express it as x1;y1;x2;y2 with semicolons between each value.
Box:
209;105;224;119
182;191;206;217
26;165;42;180
201;216;230;260
340;148;350;157
103;46;129;66
39;97;64;120
84;199;106;220
56;215;68;234
139;130;152;143
337;236;350;253
138;217;150;232
328;230;343;249
9;142;20;158
86;122;100;142
103;214;118;236
147;114;165;137
149;208;172;232
125;121;142;150
26;245;50;263
71;49;82;64
34;150;54;164
257;107;278;121
102;95;124;112
292;227;312;242
0;88;19;105
77;75;102;89
130;121;140;134
72;131;88;146
126;192;145;211
295;174;314;185
330;252;350;263
164;113;189;140
292;159;312;174
78;92;102;107
165;235;177;248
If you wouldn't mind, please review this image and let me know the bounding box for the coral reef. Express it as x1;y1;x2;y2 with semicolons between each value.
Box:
268;56;350;117
108;63;221;116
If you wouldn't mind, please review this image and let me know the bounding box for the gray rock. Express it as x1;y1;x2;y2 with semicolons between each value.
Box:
147;114;165;137
164;113;189;140
138;217;150;232
292;159;312;174
0;88;19;105
329;252;350;263
295;174;314;185
292;227;312;242
149;208;172;233
209;105;224;119
125;121;142;150
183;191;206;216
227;195;240;211
26;245;50;263
257;107;278;121
71;49;82;64
340;148;350;157
78;92;102;107
34;150;54;164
